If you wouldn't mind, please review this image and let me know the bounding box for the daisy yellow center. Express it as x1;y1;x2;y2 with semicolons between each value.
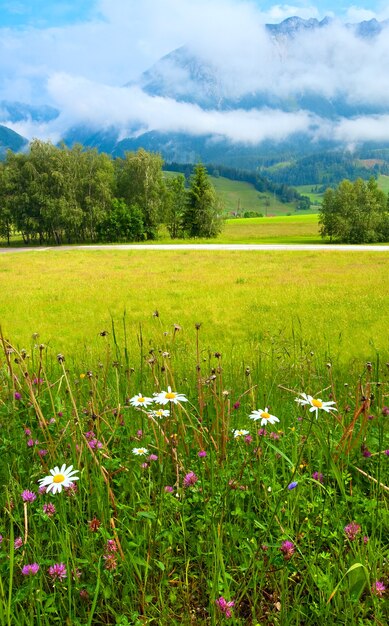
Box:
311;399;323;408
166;392;176;399
261;412;271;420
53;474;65;483
138;397;145;402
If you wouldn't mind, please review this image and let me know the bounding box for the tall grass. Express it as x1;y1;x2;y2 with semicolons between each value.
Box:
0;323;388;625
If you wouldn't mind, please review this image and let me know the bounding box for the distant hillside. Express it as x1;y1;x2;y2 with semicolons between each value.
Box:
0;125;27;156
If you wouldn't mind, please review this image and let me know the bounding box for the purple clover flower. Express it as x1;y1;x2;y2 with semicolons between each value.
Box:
280;540;295;560
43;503;56;517
22;563;40;576
372;580;386;597
183;471;198;488
216;596;235;618
48;563;67;582
14;392;22;401
312;471;324;484
164;486;174;493
198;450;207;458
344;521;361;541
14;537;23;549
21;490;36;503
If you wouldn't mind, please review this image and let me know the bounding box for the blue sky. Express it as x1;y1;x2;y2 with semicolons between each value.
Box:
0;0;385;28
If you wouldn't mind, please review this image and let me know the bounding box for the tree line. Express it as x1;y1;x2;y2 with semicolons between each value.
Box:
0;141;223;245
319;177;389;243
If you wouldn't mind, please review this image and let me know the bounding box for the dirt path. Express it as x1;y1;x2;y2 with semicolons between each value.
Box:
1;243;389;253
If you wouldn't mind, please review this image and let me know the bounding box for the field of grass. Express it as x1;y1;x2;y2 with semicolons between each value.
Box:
0;248;388;366
164;171;302;216
294;185;324;206
377;174;389;194
0;249;388;624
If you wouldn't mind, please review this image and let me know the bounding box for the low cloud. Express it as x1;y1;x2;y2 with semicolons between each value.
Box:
0;0;388;150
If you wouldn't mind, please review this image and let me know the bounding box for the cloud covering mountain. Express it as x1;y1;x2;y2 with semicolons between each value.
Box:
1;0;389;153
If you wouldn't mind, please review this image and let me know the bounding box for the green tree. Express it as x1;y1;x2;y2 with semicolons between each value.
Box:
165;174;187;239
115;149;165;239
97;199;144;242
182;164;223;238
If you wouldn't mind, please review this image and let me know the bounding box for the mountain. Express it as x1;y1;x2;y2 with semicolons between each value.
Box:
0;101;59;124
0;124;28;157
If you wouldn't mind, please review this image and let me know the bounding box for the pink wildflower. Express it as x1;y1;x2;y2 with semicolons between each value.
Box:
183;471;198;488
372;580;386;597
21;490;36;503
280;540;295;560
216;596;235;618
344;522;361;541
22;563;40;576
48;562;67;582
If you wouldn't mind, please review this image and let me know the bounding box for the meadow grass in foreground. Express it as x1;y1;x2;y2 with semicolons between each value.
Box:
0;329;388;625
0;249;388;364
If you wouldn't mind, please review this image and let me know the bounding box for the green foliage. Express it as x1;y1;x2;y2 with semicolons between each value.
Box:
164;174;186;238
96;199;144;242
319;177;389;243
0;328;388;624
182;164;223;238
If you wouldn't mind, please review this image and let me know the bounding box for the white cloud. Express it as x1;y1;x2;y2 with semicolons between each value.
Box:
0;0;389;150
346;6;377;22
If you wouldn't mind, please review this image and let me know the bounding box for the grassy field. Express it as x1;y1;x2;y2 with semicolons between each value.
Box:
0;248;388;366
377;174;389;193
164;171;305;216
294;185;324;206
0;249;388;624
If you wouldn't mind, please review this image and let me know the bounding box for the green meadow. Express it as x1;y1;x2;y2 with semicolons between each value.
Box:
0;248;388;624
0;248;388;366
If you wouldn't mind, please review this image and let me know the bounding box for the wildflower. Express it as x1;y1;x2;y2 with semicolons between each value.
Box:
80;589;90;602
245;434;253;444
38;485;47;495
257;428;267;436
88;438;103;450
198;450;207;458
38;449;48;457
27;439;38;447
288;481;298;490
38;464;79;495
154;386;188;405
269;431;280;440
295;393;337;418
24;428;31;436
280;540;295;560
43;503;56;517
148;408;170;419
148;454;158;461
48;563;67;582
164;485;174;493
22;563;40;576
312;471;324;483
106;539;118;553
88;517;101;532
136;429;143;438
103;553;117;570
363;535;369;544
64;482;78;496
21;490;36;503
183;472;198;487
362;447;372;458
0;535;2;544
132;447;149;456
141;462;149;469
14;537;23;549
384;450;389;456
233;429;249;438
233;401;240;410
216;596;235;618
14;392;22;401
344;522;361;541
249;407;279;426
382;406;389;416
84;431;95;440
372;581;386;597
129;393;153;408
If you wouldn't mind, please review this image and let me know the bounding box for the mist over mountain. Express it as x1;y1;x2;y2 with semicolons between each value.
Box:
1;16;389;169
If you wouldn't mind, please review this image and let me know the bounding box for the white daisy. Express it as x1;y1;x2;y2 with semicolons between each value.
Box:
295;393;337;419
148;408;170;419
38;464;79;495
233;429;250;438
153;386;188;405
249;407;280;426
129;393;154;408
132;447;149;456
